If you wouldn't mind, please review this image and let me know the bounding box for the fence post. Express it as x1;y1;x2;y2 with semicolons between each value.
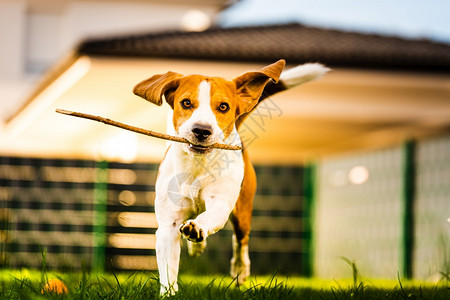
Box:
93;160;108;272
401;140;416;279
302;163;317;277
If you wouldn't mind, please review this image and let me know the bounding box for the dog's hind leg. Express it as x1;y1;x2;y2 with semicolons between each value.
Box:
229;231;251;285
229;149;256;285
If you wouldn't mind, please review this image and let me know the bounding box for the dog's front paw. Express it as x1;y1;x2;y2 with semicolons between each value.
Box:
179;220;205;242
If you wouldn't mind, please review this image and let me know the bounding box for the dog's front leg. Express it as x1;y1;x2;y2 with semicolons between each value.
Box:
155;224;181;295
180;179;240;241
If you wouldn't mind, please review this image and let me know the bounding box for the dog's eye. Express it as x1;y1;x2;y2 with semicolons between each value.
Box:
218;102;230;113
180;99;191;109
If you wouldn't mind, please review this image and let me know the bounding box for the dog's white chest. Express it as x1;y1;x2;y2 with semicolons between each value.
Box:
156;138;244;211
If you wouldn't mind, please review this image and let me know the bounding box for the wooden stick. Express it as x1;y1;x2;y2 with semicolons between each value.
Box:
55;109;243;151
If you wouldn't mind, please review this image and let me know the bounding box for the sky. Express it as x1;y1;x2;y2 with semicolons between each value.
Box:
219;0;450;44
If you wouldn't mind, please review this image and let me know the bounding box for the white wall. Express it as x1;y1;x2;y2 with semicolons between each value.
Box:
0;0;26;80
0;0;221;123
26;13;63;73
25;0;219;75
0;0;34;123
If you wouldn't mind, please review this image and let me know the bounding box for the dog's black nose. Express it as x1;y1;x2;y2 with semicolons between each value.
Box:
192;124;213;141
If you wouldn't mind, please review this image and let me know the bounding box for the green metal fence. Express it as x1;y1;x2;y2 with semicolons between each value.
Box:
314;134;450;280
1;133;448;278
0;157;97;270
414;135;450;280
0;157;310;275
315;147;404;279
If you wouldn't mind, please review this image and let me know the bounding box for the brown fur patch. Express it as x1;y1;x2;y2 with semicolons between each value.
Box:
230;148;256;246
170;76;241;140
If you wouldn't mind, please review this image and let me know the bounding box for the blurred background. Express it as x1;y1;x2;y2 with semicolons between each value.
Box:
0;0;449;280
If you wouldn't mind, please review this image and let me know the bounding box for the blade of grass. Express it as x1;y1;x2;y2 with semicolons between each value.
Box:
39;246;48;285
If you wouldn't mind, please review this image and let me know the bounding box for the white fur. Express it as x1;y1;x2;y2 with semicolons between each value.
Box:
230;234;251;284
280;63;330;89
156;81;244;294
177;81;223;147
187;239;207;257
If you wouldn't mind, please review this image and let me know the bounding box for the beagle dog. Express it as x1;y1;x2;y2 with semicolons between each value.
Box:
133;60;328;295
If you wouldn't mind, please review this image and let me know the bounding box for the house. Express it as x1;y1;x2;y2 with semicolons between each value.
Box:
1;21;449;279
2;23;449;162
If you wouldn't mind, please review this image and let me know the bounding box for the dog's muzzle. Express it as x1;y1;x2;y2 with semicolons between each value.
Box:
188;124;214;155
192;124;212;142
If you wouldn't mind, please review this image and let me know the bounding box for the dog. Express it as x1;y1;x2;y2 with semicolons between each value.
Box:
133;60;328;295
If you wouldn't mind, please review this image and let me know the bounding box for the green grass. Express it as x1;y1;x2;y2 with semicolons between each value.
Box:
0;269;448;299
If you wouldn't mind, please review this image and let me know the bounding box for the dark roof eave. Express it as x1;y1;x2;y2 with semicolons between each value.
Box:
77;23;450;72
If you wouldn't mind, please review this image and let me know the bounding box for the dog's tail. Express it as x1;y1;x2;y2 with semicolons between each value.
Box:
236;63;330;129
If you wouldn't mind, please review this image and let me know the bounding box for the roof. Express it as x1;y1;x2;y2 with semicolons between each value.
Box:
78;23;450;71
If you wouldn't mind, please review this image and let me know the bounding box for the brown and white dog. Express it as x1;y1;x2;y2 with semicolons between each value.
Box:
133;60;328;295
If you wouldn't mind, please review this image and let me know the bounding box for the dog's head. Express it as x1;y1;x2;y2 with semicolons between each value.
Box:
133;60;285;155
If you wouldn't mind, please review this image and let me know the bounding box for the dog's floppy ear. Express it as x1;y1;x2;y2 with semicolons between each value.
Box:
133;71;183;108
233;59;285;115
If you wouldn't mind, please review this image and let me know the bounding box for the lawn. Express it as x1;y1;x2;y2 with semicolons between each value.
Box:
0;269;448;299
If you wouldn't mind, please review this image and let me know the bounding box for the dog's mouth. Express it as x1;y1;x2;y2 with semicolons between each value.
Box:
188;143;213;155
